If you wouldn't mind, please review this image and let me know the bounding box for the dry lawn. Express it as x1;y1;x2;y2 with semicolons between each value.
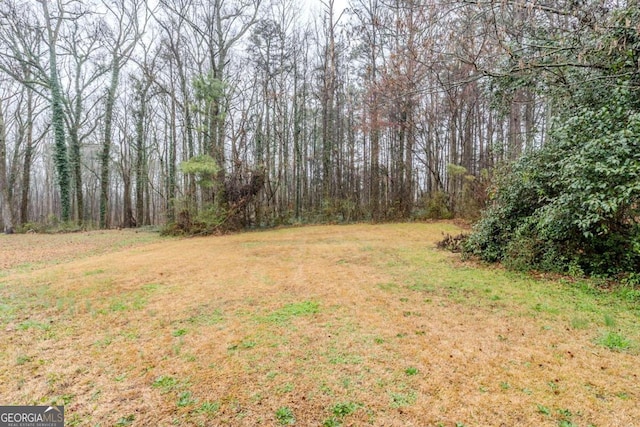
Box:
0;229;160;273
0;223;638;426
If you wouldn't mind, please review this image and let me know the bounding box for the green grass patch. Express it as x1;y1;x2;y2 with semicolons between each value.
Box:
537;404;551;416
265;301;319;324
389;391;416;408
228;338;259;351
405;367;419;376
141;283;161;292
16;355;31;365
114;414;135;426
597;331;632;352
275;406;295;425
195;401;220;415
331;401;359;417
18;320;51;331
570;317;590;330
408;282;435;292
177;391;196;407
325;347;363;365
109;301;128;312
172;328;188;337
0;302;16;318
152;375;179;393
322;417;342;427
277;382;294;394
241;340;256;349
616;285;640;303
106;293;148;313
387;245;640;342
603;314;616;327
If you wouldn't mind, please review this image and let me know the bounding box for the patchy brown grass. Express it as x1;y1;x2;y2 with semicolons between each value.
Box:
0;229;160;273
1;223;638;426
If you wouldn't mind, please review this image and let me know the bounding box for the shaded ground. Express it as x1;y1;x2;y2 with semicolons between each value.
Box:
0;223;638;426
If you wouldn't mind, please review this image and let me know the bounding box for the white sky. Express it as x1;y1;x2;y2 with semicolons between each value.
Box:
302;0;350;18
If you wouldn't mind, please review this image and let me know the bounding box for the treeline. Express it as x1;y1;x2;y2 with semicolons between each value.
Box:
0;0;630;233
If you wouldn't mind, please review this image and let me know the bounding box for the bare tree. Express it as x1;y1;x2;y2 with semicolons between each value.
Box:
132;42;159;227
352;0;385;219
38;0;74;222
99;0;144;228
0;94;14;233
61;20;106;226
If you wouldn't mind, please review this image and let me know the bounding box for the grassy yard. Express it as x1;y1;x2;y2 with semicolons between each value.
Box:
0;223;638;426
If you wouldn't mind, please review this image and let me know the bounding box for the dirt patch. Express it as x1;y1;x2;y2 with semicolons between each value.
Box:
0;223;638;426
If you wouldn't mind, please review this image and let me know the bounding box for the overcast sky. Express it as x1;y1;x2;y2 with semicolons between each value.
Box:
303;0;350;17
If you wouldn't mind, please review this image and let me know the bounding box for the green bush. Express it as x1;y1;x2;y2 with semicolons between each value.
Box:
419;191;453;220
465;87;640;276
17;222;46;233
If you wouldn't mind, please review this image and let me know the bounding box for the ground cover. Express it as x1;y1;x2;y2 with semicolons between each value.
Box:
0;223;638;426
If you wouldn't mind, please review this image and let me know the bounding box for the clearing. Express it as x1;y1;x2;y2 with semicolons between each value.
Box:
0;223;638;426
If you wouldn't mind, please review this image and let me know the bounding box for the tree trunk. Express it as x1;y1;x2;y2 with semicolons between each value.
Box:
40;0;71;223
0;98;14;234
321;0;337;202
20;88;34;225
135;79;150;226
100;60;121;229
69;62;84;227
122;169;134;228
167;90;177;223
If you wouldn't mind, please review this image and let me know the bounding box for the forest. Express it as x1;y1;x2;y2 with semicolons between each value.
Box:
1;0;639;273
